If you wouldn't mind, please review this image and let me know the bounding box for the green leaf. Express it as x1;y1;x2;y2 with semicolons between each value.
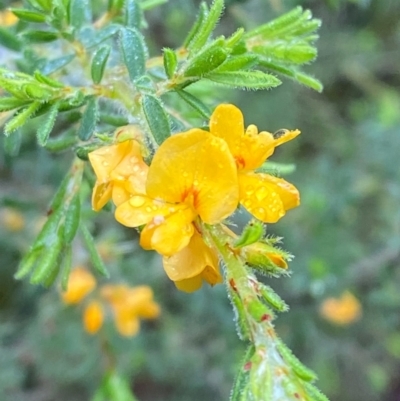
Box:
40;54;75;75
188;0;224;54
64;194;81;243
10;8;47;23
205;70;281;90
78;97;98;141
0;97;30;112
108;0;124;13
141;95;171;145
69;0;91;29
4;130;22;157
214;54;259;73
258;284;289;312
225;27;244;49
120;27;148;82
253;42;317;64
103;373;139;401
183;2;208;48
230;346;255;401
0;27;22;51
125;0;142;28
22;30;59;43
80;224;109;277
33;207;64;250
163;47;178;79
4;101;41;136
175;89;211;119
184;38;229;77
61;244;72;291
83;24;120;49
28;0;52;11
234;220;264;248
304;383;330;401
99;113;129;127
36;103;59;146
48;173;70;212
14;248;41;280
139;0;167;10
133;75;155;94
91;45;111;84
34;71;64;88
45;131;77;152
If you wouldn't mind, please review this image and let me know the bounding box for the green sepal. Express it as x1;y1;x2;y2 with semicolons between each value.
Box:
214;54;259;73
34;71;64;88
4;101;41;136
10;8;47;23
257;160;296;175
120;27;148;82
4;129;22;157
36;102;59;146
205;70;281;90
125;0;143;28
0;27;22;51
258;283;289;312
253;42;317;64
175;89;211;119
22;30;59;43
14;248;41;280
61;244;73;291
230;345;255;401
228;286;250;341
188;0;224;54
183;2;208;48
0;97;30;112
80;224;109;277
76;143;101;160
234;220;264;248
69;0;91;29
184;38;229;77
163;47;178;79
78;96;99;141
91;45;111;84
141;95;171;145
30;234;63;284
64;194;81;243
276;339;317;382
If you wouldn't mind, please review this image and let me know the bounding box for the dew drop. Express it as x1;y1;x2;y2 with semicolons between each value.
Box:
145;206;153;213
102;161;110;167
153;215;165;225
130;196;146;207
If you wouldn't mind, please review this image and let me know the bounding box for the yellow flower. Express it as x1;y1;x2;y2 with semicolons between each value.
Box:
163;229;222;292
83;300;104;334
115;129;238;256
320;291;362;325
209;104;300;223
61;267;96;305
0;10;18;26
1;207;25;232
101;285;160;337
88;139;148;211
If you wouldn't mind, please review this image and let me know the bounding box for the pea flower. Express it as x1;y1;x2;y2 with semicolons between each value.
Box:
115;129;238;256
209;104;300;223
61;266;96;304
89;138;148;211
319;291;362;325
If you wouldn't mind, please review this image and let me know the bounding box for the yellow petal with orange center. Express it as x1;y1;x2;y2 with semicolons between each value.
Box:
83;301;104;334
62;267;96;304
238;172;300;223
163;230;222;292
146;129;238;224
140;208;195;256
92;182;113;211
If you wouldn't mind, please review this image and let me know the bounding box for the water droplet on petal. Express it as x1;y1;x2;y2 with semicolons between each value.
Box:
102;161;109;167
130;196;146;207
153;215;165;225
145;206;153;213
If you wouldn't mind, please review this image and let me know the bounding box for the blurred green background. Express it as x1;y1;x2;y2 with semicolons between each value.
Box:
1;0;400;400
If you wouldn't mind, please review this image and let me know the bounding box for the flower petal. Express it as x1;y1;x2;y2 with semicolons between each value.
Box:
83;301;104;334
239;172;299;223
146;129;238;224
162;229;221;291
140;208;195;256
62;267;96;304
114;309;140;336
92;181;113;211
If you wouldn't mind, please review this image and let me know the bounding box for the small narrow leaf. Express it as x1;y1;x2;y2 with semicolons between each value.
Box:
225;27;245;49
139;0;167;10
10;8;47;23
34;71;64;88
214;54;258;73
230;346;255;401
33;207;64;250
0;97;30;112
0;27;22;51
183;2;208;48
69;0;91;29
141;95;171;145
64;194;81;243
258;284;289;312
40;54;75;75
188;0;224;54
22;30;59;43
184;38;228;77
253;42;317;64
14;248;41;280
163;48;178;79
205;70;281;90
120;27;148;82
4;101;41;136
36;102;59;146
4;130;22;157
175;89;211;119
61;244;72;291
80;224;109;277
78;97;98;141
91;45;111;84
45;132;77;152
125;0;142;28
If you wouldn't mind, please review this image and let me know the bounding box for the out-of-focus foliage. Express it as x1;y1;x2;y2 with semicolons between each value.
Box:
1;0;399;400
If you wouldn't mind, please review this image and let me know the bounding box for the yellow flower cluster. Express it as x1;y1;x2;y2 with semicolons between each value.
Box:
62;267;160;336
89;104;300;292
319;291;362;325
